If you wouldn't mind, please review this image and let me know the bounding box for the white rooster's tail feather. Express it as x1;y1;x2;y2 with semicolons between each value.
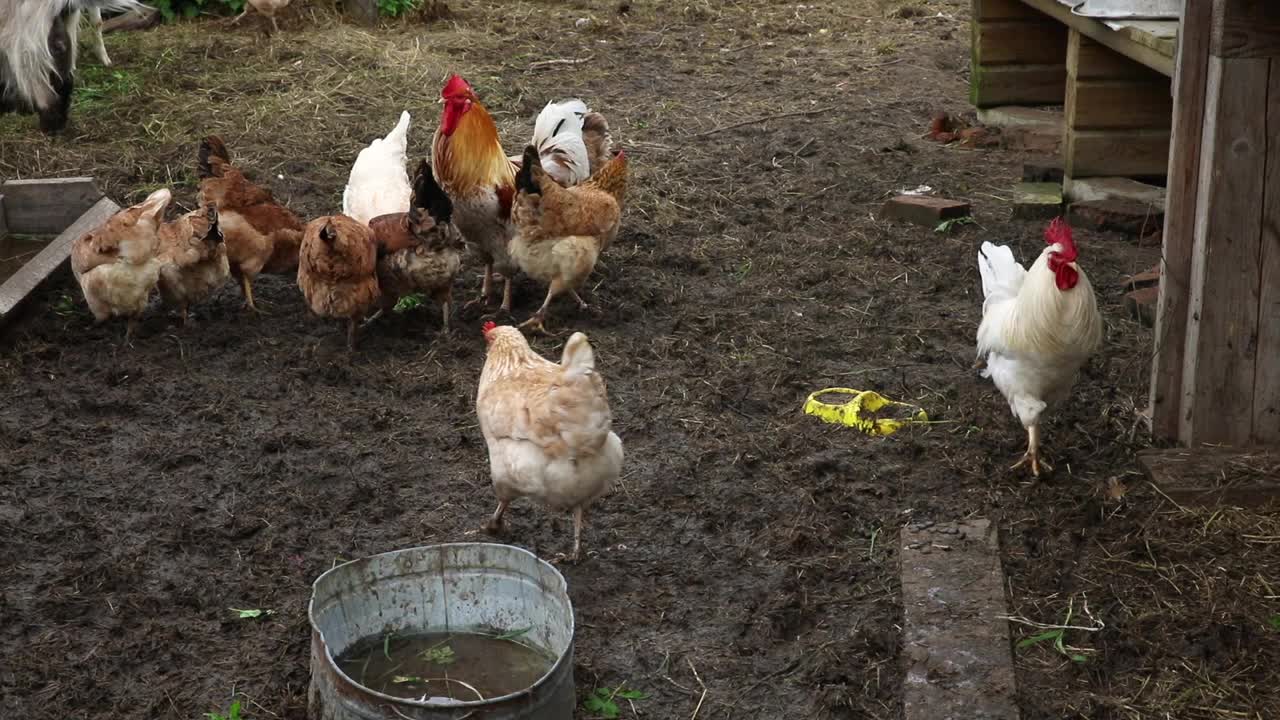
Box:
0;0;145;109
531;99;590;186
977;241;1026;304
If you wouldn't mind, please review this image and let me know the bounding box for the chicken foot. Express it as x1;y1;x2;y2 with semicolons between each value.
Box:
484;499;510;534
519;278;566;334
437;288;452;333
1011;424;1052;477
238;274;269;315
464;263;496;311
551;507;588;565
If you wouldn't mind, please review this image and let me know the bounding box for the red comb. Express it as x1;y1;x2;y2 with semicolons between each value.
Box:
1045;217;1078;262
482;321;497;335
442;74;471;99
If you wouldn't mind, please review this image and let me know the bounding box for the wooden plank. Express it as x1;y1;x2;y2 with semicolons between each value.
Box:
1064;128;1170;177
1150;0;1214;441
1251;58;1280;443
1180;54;1271;446
1112;21;1179;58
901;518;1019;720
0;194;8;239
971;64;1067;107
1070;31;1168;80
0;177;103;235
1070;80;1172;128
975;0;1045;21
0;196;118;324
978;20;1069;65
1020;0;1175;75
1212;0;1280;58
1138;448;1280;509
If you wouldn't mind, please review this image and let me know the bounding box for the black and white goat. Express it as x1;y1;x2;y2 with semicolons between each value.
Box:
0;0;147;133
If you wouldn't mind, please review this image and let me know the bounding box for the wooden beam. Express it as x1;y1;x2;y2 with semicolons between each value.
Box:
1064;128;1170;177
970;64;1067;106
1179;53;1271;445
975;0;1044;21
977;21;1069;65
1019;0;1176;76
0;177;103;235
1069;80;1172;129
0;196;118;325
1070;32;1169;80
1150;0;1214;441
1212;0;1280;58
0;194;8;239
1252;59;1280;443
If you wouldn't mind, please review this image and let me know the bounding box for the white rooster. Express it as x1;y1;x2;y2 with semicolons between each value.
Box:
342;110;412;225
975;218;1103;477
509;99;614;187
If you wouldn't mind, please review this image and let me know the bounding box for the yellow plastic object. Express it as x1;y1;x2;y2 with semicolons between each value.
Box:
803;388;929;436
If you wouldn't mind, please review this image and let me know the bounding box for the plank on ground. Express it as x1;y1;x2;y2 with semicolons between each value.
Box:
901;518;1018;720
0;177;103;235
1138;448;1280;509
1179;54;1271;446
0;197;118;324
1150;0;1214;441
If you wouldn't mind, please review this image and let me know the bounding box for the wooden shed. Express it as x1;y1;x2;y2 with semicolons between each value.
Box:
971;0;1280;493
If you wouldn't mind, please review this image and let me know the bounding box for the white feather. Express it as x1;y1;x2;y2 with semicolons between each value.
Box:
342;110;412;225
530;99;591;187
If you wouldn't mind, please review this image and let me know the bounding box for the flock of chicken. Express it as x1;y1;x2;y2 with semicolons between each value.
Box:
69;73;628;560
65;67;1108;560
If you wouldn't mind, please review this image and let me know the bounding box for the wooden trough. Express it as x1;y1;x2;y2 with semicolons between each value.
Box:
0;178;119;327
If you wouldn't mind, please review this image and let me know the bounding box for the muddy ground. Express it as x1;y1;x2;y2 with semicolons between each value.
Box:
2;1;1278;718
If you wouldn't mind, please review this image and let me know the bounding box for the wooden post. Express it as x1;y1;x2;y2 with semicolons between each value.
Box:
1062;29;1172;188
1149;0;1214;440
345;0;378;26
970;0;1068;107
1172;0;1280;446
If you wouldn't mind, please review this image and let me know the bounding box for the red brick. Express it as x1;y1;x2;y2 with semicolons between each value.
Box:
1067;199;1164;236
1124;286;1159;327
880;196;972;227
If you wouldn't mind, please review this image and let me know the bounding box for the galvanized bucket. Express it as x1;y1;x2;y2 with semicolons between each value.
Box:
307;543;576;720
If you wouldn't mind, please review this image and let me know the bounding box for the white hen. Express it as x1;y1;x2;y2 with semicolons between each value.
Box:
976;218;1103;477
342;110;412;225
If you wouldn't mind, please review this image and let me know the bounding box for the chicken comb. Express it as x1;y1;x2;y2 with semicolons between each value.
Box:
1045;217;1078;263
442;74;471;99
482;320;497;336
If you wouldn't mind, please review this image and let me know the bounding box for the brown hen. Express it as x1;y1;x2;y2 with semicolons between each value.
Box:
196;135;305;314
297;214;381;350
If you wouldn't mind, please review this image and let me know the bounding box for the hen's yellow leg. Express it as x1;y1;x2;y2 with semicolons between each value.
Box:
1011;424;1052;477
464;263;494;311
519;278;564;334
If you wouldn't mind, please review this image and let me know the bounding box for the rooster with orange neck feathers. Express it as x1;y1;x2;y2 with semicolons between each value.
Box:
431;74;519;313
976;218;1103;477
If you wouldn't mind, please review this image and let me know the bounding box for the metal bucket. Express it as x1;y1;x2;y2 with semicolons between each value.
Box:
307;543;576;720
